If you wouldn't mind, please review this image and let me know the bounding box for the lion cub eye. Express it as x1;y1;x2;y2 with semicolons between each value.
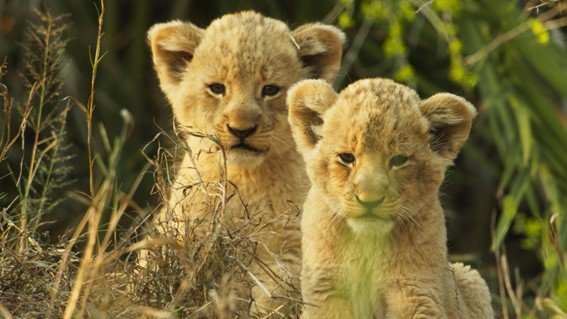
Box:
338;153;355;166
208;83;226;95
389;155;409;168
262;85;280;97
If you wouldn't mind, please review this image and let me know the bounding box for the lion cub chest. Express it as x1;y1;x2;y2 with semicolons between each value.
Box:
337;233;390;318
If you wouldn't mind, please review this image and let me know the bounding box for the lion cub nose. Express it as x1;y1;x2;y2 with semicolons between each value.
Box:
355;195;385;209
227;124;258;139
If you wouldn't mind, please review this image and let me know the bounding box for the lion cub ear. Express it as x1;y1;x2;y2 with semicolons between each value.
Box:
291;24;345;82
419;93;477;162
147;21;205;99
287;79;338;154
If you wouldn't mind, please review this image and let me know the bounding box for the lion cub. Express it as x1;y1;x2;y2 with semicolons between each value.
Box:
147;11;344;315
287;78;493;318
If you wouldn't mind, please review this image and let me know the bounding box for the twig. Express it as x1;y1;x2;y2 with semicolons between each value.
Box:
415;0;434;13
543;16;567;29
500;253;522;317
232;257;272;298
260;304;284;319
465;4;567;66
491;212;509;319
61;178;112;319
527;0;565;15
53;1;106;318
334;17;373;87
410;0;451;41
549;213;565;272
446;266;463;319
322;2;346;24
464;23;529;66
534;2;567;22
86;0;106;197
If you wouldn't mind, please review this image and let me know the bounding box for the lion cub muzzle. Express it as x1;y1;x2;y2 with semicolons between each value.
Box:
226;124;258;139
226;124;264;153
355;194;385;210
220;102;269;155
349;167;391;218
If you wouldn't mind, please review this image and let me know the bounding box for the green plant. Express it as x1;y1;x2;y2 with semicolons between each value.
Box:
0;6;77;316
0;3;146;317
13;8;72;252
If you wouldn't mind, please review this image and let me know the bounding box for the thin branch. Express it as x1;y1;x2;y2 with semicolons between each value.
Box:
465;5;567;66
415;0;434;13
334;17;373;86
86;0;106;196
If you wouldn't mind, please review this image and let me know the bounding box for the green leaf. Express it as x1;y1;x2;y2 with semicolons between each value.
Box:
493;195;519;251
510;96;533;165
492;169;530;250
516;40;567;100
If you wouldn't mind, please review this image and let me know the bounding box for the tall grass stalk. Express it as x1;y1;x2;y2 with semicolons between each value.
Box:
87;0;106;196
55;1;108;317
61;176;112;319
15;8;70;253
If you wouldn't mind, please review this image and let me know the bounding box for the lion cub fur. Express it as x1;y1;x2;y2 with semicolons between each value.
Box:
287;78;493;319
147;11;344;316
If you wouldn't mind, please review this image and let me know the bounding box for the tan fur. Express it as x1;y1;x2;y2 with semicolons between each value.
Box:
287;78;493;319
147;11;344;316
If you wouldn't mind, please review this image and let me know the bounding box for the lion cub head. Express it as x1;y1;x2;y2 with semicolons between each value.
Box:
148;11;344;168
287;78;476;233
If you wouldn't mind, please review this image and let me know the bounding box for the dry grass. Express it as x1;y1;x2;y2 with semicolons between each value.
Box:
1;17;300;312
0;2;301;316
132;125;302;318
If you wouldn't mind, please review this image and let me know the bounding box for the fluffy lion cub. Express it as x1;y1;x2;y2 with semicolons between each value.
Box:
287;78;493;319
147;11;344;315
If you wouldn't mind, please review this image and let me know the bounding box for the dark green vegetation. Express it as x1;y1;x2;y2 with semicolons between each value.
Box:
1;1;566;318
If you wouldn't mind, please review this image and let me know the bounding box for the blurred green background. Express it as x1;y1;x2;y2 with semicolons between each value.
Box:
1;0;566;317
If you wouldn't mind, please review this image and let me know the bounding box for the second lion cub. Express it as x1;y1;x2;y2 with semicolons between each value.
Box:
287;78;493;318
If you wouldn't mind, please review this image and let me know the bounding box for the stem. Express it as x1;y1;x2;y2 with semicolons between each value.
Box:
465;3;567;66
87;0;105;197
464;23;529;66
62;177;111;319
53;2;106;317
334;17;373;87
35;103;70;230
19;11;53;253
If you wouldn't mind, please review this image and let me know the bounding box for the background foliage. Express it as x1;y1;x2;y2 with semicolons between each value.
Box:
1;0;566;318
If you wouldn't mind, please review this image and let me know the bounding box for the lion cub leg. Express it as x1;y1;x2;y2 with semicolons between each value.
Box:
300;295;355;319
382;277;449;319
451;263;494;319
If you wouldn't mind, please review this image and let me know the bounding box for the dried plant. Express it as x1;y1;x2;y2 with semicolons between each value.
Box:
130;126;302;318
14;6;72;249
0;5;77;316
